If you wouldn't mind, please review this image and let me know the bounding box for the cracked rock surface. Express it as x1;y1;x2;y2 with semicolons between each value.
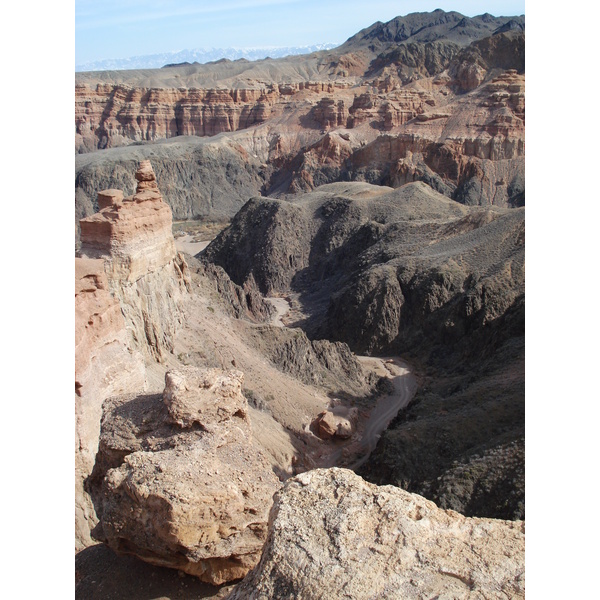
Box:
227;468;524;599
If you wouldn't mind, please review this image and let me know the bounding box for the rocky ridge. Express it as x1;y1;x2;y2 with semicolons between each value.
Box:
203;180;525;519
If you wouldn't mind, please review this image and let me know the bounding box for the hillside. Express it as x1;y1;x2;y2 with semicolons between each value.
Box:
203;180;524;519
75;9;526;598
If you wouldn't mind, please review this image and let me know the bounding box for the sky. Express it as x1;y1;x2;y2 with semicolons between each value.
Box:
75;0;526;65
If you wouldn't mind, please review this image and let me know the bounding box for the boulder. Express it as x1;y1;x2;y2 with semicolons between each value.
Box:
313;407;358;440
227;468;525;599
163;366;247;429
89;367;281;585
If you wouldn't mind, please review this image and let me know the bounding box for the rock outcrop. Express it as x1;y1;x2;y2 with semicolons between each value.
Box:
78;160;190;361
245;324;376;397
88;367;280;585
76;161;192;549
163;366;247;429
226;468;525;599
195;260;277;324
79;160;177;283
75;257;146;549
75;81;349;153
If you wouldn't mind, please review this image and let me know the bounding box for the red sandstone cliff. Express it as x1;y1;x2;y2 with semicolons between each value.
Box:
76;160;191;549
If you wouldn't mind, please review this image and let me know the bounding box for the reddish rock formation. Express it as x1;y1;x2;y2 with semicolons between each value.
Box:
79;160;191;361
314;407;358;440
312;97;349;129
75;257;146;549
76;161;191;548
347;89;432;129
75;81;351;153
79;160;177;283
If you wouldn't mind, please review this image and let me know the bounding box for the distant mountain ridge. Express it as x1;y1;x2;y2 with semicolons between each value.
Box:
75;43;339;72
342;9;524;49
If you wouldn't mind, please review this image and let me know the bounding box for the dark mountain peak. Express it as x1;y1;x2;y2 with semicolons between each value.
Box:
477;13;496;23
494;19;525;34
342;10;524;50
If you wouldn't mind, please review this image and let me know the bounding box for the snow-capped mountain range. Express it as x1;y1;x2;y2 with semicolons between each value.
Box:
76;44;339;72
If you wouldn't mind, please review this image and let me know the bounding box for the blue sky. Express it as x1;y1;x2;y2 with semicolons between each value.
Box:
75;0;525;65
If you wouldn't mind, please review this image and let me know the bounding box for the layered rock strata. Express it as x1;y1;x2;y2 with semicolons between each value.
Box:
226;468;525;599
88;367;280;584
79;160;177;282
78;160;190;361
77;161;190;549
75;257;146;549
75;81;350;153
76;18;525;242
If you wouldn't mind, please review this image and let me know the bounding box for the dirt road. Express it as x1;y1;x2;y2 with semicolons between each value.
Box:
266;297;417;468
174;235;210;256
349;357;417;470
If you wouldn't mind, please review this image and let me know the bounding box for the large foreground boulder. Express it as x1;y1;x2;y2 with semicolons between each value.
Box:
227;468;524;599
88;367;281;585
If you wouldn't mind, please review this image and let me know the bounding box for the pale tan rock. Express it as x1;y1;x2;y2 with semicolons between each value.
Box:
163;366;248;429
227;468;525;599
75;257;146;550
90;369;281;585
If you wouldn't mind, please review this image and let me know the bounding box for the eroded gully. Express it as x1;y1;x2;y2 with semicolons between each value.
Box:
265;296;417;470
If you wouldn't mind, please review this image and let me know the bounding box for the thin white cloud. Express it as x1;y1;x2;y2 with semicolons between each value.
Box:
76;0;301;30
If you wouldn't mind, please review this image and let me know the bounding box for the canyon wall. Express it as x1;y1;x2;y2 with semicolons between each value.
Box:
76;25;525;238
203;180;525;519
76;160;190;549
75;81;350;153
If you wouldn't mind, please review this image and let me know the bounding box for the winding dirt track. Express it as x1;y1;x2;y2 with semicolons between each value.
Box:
349;357;417;470
266;297;417;469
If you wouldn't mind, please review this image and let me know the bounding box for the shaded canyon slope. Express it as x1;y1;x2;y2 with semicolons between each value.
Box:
202;180;524;519
75;10;524;241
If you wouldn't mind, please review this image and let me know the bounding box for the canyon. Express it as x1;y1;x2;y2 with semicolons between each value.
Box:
75;9;525;600
75;10;524;243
